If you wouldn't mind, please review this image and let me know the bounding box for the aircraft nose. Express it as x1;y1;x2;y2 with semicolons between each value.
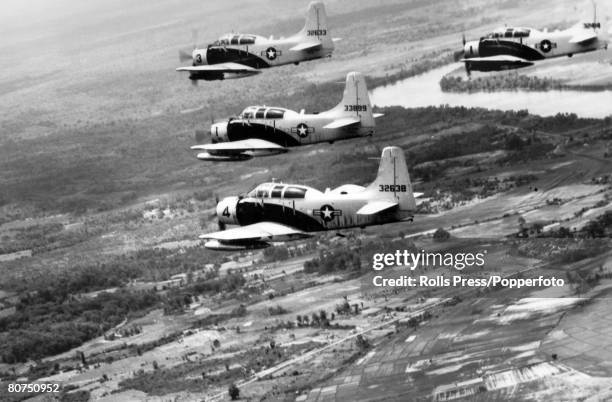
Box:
464;40;479;58
216;196;239;225
192;48;207;65
210;121;228;143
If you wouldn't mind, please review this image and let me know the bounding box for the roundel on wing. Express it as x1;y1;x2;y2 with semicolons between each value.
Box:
540;39;552;53
265;47;278;60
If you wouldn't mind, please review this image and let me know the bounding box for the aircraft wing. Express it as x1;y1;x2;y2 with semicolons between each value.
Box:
290;42;322;52
191;139;288;155
176;62;260;74
356;200;399;216
569;31;598;45
323;117;361;129
463;55;534;70
200;222;312;243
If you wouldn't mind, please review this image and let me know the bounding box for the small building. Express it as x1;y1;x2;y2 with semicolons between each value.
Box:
517;220;547;238
155;278;183;291
171;273;188;285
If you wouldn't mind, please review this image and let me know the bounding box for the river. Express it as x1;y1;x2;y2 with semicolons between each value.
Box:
369;63;612;119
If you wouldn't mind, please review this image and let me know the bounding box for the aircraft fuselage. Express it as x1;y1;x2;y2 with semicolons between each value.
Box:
186;32;334;80
463;24;607;71
210;107;374;148
217;185;413;233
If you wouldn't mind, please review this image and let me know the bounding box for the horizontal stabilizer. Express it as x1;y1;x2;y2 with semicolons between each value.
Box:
569;31;598;44
323;117;361;129
356;200;398;216
373;113;384;118
290;42;322;52
200;222;311;243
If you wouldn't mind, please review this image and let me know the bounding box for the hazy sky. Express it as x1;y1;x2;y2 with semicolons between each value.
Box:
1;0;78;22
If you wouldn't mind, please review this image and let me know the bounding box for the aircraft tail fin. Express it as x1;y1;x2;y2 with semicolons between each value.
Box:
367;146;416;211
574;1;603;31
298;2;333;49
331;71;377;128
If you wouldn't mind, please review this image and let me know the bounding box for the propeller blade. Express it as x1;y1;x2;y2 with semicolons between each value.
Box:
179;49;193;63
213;194;226;231
191;29;198;49
453;49;464;62
462;33;466;46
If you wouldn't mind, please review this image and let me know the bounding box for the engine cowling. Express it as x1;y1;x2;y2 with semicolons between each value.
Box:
217;196;240;225
192;48;208;65
210;121;229;143
464;40;480;58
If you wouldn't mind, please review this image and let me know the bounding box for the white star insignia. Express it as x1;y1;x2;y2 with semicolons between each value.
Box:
267;49;276;58
321;206;333;220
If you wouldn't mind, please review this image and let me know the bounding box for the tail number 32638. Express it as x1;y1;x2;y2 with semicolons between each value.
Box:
379;184;407;192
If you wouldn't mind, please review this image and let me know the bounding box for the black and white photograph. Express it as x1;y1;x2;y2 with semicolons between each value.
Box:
1;0;611;401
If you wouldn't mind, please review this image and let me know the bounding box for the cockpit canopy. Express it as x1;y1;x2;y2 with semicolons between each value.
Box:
240;106;286;120
212;33;257;46
486;27;531;39
246;183;308;199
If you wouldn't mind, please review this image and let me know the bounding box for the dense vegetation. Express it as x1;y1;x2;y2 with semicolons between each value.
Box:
0;246;231;363
440;73;612;93
0;289;160;363
303;237;418;275
2;246;225;296
304;248;363;275
546;211;612;239
440;73;565;92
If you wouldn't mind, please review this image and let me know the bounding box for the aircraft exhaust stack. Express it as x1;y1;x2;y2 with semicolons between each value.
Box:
367;146;416;211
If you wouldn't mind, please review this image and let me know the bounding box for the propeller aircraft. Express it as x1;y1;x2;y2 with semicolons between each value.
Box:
200;146;419;250
177;1;338;82
191;72;383;161
454;4;608;75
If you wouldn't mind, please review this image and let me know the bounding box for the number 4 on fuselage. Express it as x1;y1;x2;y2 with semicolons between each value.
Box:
200;146;423;251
